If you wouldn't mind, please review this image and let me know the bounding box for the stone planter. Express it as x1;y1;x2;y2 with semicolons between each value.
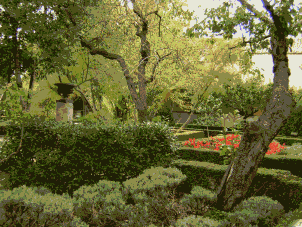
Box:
56;98;74;122
55;83;77;122
55;83;77;98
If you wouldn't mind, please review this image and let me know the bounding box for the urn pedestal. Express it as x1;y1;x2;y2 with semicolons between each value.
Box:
56;98;74;122
54;83;77;122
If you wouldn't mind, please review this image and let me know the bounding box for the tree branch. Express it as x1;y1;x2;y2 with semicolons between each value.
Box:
58;5;142;109
228;35;271;50
237;0;273;25
292;19;302;30
262;0;278;22
175;81;214;134
148;51;172;84
262;0;289;38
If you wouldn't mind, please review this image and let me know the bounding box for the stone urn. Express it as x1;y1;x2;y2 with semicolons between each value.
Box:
54;83;77;122
55;83;77;98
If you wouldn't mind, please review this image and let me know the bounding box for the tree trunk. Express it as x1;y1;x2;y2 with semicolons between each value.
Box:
25;60;37;112
90;82;97;112
72;3;155;125
7;64;13;84
12;22;28;113
137;108;150;123
214;34;296;212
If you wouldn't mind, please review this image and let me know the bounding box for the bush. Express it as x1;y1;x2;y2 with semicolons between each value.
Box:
71;180;131;226
1;119;180;198
29;185;53;196
120;166;188;226
70;167;188;226
179;186;217;216
156;110;175;126
174;215;226;227
0;185;84;226
228;196;285;226
121;166;187;201
278;110;302;136
192;113;222;127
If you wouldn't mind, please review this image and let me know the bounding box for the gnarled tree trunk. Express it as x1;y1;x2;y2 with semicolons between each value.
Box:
214;33;296;212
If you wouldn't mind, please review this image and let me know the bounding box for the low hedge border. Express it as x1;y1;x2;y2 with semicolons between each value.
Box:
170;159;302;213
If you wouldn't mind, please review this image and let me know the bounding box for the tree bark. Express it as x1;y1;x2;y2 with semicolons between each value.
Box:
214;31;296;212
12;21;28;113
90;82;97;112
24;59;37;112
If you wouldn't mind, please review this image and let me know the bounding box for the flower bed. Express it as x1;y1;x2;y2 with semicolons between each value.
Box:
183;134;286;154
178;134;286;165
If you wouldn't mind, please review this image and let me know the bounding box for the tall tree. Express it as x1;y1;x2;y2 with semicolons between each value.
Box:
186;0;302;212
33;0;259;126
0;0;108;118
144;36;259;128
53;0;196;123
0;1;67;113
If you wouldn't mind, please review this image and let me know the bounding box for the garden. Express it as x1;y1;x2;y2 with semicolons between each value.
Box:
0;111;302;227
2;0;302;225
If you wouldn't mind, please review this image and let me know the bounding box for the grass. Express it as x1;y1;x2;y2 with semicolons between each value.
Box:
1;133;302;226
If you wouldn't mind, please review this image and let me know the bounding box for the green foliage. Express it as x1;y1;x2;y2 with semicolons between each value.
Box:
29;185;53;196
0;185;83;226
0;118;98;195
71;180;129;226
228;196;285;226
203;207;230;222
278;87;302;136
174;215;225;227
191;74;269;128
122;167;187;197
1;119;180;197
119;167;188;226
179;186;217;216
276;202;302;227
70;167;188;226
0;84;28;120
76;110;118;127
196;1;302;52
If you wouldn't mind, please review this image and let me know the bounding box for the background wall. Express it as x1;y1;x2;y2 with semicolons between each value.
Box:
247;53;302;91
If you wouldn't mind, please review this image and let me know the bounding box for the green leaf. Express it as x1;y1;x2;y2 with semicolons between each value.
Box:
223;160;229;165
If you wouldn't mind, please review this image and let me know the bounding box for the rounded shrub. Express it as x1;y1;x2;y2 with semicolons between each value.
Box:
121;166;187;202
119;167;188;226
174;215;225;227
229;195;285;226
29;185;53;196
179;186;217;216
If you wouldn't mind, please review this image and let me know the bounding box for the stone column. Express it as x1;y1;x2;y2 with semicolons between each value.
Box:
56;98;74;122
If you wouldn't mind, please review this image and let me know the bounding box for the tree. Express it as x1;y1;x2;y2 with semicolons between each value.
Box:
0;0;71;114
198;74;274;129
27;0;261;127
53;0;209;123
144;36;260;130
185;0;302;212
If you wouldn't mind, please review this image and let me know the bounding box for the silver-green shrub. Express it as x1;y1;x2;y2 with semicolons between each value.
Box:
228;195;285;226
179;186;217;216
174;215;225;227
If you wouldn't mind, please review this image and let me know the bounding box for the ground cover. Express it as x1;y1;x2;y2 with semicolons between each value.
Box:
0;131;302;226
